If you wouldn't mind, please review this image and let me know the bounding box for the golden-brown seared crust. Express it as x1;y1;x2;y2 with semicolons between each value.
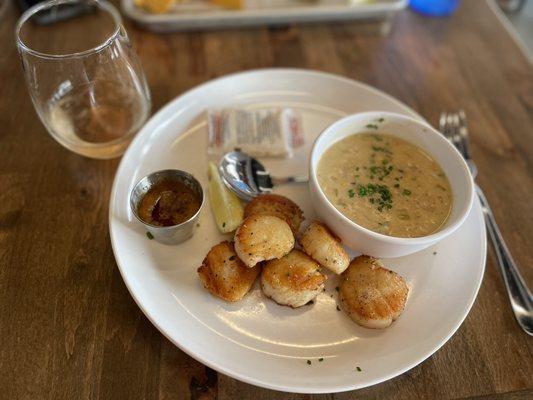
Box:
299;221;350;274
262;249;326;291
261;249;326;308
244;194;304;234
339;256;409;329
234;215;294;267
197;241;261;302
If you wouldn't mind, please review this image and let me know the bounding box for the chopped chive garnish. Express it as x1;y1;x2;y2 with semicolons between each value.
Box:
146;231;154;240
372;145;392;154
319;358;324;362
307;360;312;365
356;366;362;372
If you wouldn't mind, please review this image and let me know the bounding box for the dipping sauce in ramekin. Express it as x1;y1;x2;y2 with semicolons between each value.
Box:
138;178;201;227
130;170;204;245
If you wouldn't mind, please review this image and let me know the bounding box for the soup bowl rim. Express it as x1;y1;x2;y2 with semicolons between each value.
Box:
309;111;475;247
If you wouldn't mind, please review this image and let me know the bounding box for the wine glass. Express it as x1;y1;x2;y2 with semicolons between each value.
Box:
16;0;151;159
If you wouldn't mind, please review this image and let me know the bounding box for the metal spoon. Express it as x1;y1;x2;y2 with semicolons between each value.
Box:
219;150;308;201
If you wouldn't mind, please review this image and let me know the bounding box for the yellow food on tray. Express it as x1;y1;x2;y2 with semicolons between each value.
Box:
135;0;175;14
136;0;243;14
211;0;243;10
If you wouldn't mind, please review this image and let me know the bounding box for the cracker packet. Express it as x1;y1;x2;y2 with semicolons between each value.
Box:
207;107;304;158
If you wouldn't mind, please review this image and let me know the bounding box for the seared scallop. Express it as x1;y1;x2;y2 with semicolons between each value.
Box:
339;256;409;329
244;194;304;234
234;215;294;267
261;249;326;308
197;241;261;302
299;221;349;274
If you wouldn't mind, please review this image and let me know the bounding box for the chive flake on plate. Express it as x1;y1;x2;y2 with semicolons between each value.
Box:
146;231;154;240
356;366;362;372
307;360;312;365
319;358;324;362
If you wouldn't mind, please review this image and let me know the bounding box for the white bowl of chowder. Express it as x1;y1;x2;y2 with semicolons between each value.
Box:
309;112;474;258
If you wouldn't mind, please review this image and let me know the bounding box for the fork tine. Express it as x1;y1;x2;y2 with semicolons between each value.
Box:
442;112;455;143
446;113;456;143
452;113;465;155
458;110;471;160
439;111;469;160
439;112;448;134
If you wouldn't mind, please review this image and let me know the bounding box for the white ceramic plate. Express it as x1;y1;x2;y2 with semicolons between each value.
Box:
109;69;486;393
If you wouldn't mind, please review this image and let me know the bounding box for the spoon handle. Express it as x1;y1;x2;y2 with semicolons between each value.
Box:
271;175;309;185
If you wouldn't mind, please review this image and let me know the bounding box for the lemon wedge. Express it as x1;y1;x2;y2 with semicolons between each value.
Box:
208;162;244;233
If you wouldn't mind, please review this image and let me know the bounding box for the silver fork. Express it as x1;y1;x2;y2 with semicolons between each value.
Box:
440;111;533;336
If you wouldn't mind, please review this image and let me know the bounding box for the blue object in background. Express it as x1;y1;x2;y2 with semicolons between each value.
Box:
409;0;460;16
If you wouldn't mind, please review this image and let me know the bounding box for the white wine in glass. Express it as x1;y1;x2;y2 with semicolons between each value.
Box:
17;0;151;159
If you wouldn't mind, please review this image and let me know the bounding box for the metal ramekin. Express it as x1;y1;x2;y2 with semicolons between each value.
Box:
130;169;204;245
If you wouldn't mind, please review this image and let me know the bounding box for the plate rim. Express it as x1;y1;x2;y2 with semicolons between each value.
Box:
109;68;487;393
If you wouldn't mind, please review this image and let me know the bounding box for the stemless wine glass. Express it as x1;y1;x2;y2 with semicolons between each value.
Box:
16;0;151;159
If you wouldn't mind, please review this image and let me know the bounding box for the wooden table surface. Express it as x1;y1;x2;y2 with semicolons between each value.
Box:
1;0;532;399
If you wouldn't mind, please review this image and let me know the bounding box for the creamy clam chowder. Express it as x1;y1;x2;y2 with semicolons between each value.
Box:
317;133;453;238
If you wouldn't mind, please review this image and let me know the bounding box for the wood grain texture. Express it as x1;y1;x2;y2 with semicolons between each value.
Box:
0;0;532;399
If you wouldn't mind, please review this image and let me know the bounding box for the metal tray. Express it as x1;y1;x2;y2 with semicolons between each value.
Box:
121;0;407;32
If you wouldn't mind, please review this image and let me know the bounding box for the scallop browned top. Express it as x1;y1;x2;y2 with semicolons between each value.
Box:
244;194;304;234
262;249;326;292
234;214;295;267
197;241;261;302
339;255;409;329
